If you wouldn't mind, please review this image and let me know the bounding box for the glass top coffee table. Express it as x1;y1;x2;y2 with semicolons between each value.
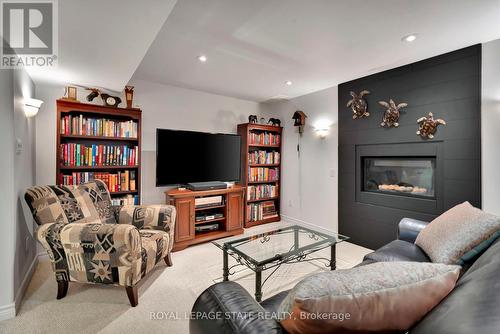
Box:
213;225;349;301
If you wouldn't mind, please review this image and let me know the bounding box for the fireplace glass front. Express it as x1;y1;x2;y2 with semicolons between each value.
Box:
363;157;436;198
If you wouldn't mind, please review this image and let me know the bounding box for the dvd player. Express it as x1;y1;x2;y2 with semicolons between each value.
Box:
195;195;223;208
195;223;219;232
195;212;224;222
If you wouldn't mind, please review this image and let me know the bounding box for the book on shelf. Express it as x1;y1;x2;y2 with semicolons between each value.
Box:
248;132;280;145
248;167;279;182
247;184;278;201
111;194;139;206
60;143;138;167
60;115;138;138
59;170;137;193
129;171;136;191
248;150;280;164
247;200;278;222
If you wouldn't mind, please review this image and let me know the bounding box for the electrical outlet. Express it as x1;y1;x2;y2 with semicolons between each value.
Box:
330;169;335;178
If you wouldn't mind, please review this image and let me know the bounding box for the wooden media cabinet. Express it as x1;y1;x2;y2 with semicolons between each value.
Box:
166;186;245;251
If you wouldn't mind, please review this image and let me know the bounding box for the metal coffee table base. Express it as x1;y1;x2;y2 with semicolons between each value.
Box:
222;244;337;302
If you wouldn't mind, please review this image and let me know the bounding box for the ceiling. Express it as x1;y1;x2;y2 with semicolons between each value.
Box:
26;0;177;92
132;0;500;102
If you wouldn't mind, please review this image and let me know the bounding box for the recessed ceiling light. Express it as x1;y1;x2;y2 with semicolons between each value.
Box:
285;81;292;86
198;55;207;62
402;34;417;43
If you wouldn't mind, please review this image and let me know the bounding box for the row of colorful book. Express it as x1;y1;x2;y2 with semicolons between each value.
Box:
248;132;280;145
247;201;278;222
59;171;137;193
247;184;278;201
60;115;138;138
111;195;139;206
248;167;279;182
248;150;280;165
60;143;138;167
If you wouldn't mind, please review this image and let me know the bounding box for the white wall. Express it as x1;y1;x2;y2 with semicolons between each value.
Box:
34;84;64;185
12;69;37;305
0;68;36;320
0;69;16;319
481;40;500;215
35;80;263;204
263;86;339;232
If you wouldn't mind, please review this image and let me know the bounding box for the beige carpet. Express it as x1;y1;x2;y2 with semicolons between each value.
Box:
0;222;371;334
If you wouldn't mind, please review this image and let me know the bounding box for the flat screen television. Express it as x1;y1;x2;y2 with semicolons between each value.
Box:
156;129;241;186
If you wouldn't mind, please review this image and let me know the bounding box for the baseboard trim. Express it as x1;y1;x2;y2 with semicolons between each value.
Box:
14;252;40;313
0;303;15;322
280;214;338;235
0;253;40;322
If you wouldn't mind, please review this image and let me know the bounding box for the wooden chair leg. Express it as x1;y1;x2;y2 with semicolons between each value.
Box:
126;286;138;307
164;253;173;267
57;281;68;300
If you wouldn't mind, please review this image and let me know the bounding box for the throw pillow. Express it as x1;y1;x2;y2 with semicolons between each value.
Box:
415;202;500;264
278;261;460;334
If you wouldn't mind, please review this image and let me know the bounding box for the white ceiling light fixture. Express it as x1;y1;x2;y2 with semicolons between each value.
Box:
198;55;207;63
285;80;292;86
24;98;44;118
402;34;418;43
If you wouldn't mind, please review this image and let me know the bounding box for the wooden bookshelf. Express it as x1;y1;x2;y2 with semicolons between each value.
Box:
237;123;282;227
56;99;142;204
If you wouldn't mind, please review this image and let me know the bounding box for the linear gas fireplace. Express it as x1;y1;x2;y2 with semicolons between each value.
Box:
363;157;436;198
355;143;443;215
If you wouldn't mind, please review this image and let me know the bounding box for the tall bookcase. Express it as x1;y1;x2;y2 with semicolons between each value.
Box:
56;99;142;204
237;123;282;227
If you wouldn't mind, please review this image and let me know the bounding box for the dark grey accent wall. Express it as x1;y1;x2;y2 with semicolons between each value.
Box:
338;45;481;250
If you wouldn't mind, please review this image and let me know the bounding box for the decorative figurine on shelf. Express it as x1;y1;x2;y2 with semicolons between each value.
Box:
347;90;370;119
248;115;258;124
268;118;281;127
379;99;408;127
416;112;446;139
100;93;122;107
259;117;266;124
292;110;307;134
83;87;121;107
124;85;134;108
86;88;101;102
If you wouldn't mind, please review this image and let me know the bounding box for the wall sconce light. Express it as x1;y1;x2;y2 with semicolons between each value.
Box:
314;126;330;139
24;98;44;118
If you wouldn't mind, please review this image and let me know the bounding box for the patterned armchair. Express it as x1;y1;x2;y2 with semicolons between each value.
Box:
24;180;176;306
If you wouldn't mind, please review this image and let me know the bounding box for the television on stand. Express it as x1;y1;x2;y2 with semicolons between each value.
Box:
156;129;241;190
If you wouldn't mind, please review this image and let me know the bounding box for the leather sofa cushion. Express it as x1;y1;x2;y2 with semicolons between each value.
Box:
363;240;430;263
190;281;283;334
278;262;460;334
398;218;430;243
260;290;290;313
411;238;500;334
